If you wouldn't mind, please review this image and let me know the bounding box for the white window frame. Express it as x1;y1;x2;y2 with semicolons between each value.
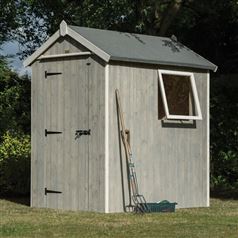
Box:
158;69;202;120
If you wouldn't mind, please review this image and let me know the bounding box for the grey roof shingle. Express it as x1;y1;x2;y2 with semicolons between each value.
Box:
69;25;217;71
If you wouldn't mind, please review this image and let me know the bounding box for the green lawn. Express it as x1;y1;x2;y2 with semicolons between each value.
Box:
0;199;238;237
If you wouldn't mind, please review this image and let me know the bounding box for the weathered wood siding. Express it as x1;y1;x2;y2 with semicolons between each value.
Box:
108;62;208;212
88;56;105;212
31;61;45;208
43;36;88;55
31;37;105;212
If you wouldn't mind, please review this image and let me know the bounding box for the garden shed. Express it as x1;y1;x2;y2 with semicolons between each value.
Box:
24;20;217;213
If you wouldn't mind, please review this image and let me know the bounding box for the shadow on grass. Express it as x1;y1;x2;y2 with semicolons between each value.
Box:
0;195;30;206
211;188;238;200
2;189;237;207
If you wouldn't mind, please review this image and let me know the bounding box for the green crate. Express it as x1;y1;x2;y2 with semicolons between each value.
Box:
146;200;177;213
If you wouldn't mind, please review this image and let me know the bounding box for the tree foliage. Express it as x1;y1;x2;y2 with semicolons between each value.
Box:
0;58;31;136
210;75;238;196
171;0;238;74
16;0;238;75
0;58;31;196
0;0;19;43
16;0;189;57
0;0;237;196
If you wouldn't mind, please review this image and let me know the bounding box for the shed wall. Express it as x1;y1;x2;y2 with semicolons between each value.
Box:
108;62;208;212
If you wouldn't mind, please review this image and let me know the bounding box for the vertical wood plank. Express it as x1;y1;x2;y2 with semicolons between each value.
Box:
88;56;105;212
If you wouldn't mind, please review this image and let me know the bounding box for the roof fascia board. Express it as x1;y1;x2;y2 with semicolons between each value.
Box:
109;56;217;72
23;30;60;67
67;26;110;62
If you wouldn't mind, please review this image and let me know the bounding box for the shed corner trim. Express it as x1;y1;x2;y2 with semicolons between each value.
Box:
104;64;110;213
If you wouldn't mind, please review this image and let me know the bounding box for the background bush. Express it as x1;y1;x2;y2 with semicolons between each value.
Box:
210;75;238;197
0;131;30;196
0;58;31;196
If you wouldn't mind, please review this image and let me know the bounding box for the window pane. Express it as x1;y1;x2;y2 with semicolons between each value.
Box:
159;74;195;118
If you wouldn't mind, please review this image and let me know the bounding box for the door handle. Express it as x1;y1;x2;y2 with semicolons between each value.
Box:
75;129;91;139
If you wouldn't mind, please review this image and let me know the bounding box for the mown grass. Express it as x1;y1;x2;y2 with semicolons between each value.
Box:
0;199;238;237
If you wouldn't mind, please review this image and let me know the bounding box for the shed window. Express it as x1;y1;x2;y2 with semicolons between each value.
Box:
158;70;202;120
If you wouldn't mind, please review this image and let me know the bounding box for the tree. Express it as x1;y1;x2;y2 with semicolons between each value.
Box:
170;0;238;74
0;58;31;136
17;0;238;74
17;0;189;57
210;75;238;197
0;57;31;196
0;0;31;196
17;0;132;57
0;0;19;43
3;0;237;196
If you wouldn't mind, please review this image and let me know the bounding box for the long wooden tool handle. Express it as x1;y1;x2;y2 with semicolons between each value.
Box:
116;89;135;206
115;89;131;158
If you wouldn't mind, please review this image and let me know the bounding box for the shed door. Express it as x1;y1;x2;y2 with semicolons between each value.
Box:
43;57;90;210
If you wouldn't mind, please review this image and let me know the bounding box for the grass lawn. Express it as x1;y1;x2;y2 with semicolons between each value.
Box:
0;198;238;237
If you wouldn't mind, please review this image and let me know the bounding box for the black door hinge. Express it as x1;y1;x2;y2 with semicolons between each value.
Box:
45;187;62;195
45;71;62;78
45;129;62;137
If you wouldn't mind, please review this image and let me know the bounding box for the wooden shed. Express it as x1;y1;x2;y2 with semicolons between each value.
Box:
24;21;217;213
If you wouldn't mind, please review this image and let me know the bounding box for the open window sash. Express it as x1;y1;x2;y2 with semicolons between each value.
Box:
158;69;202;120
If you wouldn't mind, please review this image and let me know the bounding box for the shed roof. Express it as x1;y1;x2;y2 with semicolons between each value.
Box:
70;25;217;71
24;21;217;71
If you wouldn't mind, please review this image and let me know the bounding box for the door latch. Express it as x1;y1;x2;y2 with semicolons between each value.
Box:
75;129;91;139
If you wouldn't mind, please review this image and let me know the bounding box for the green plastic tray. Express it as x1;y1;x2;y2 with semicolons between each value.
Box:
146;200;177;213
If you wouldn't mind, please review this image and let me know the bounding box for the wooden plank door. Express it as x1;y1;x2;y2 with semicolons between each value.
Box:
43;57;90;210
44;59;64;209
63;57;90;211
